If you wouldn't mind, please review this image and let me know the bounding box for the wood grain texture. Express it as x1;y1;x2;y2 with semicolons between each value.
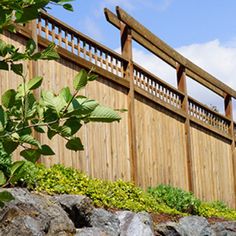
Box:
190;124;235;207
134;94;189;191
2;12;236;207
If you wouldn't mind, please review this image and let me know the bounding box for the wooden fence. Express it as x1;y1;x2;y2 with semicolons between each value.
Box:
1;7;236;208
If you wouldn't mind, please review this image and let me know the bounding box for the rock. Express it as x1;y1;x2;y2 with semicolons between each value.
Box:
0;188;75;236
178;216;215;236
155;222;181;236
75;227;108;236
90;208;120;236
117;211;154;236
155;216;216;236
2;188;236;236
52;194;94;228
211;221;236;236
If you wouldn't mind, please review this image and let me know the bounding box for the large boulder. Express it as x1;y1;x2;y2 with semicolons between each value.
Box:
90;208;120;236
0;188;75;236
178;216;215;236
155;222;181;236
117;211;154;236
211;221;236;236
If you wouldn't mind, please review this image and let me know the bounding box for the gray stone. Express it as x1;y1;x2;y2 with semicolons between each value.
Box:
155;222;181;236
52;194;94;228
211;221;236;236
75;227;108;236
90;208;120;236
178;216;215;236
0;188;76;236
117;211;154;236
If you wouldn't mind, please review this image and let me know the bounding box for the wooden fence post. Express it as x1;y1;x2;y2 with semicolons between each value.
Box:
176;63;194;192
224;95;236;206
120;23;138;184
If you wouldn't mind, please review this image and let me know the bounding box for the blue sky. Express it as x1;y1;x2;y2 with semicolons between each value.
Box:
49;0;236;49
49;0;236;115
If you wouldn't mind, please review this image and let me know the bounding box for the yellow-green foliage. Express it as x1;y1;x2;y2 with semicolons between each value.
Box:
33;164;179;214
198;201;236;220
19;164;236;220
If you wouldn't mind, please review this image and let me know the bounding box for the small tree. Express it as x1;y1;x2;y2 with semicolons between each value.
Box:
0;0;121;185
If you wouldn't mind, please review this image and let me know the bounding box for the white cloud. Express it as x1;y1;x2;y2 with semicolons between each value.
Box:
178;40;236;90
130;39;236;118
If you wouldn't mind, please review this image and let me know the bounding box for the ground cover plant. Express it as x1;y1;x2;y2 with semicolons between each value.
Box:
12;162;236;221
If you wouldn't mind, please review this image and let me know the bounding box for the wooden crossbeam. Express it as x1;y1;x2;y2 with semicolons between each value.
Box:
105;7;236;99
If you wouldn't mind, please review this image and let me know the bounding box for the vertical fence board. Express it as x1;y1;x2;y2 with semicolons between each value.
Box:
191;124;235;207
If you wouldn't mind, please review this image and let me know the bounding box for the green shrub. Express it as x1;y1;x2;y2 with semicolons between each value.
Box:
147;184;201;214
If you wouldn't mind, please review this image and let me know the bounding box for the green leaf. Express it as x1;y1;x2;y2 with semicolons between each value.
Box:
86;105;121;123
26;39;36;55
0;171;6;186
41;145;55;156
25;93;37;118
88;74;98;81
2;140;19;154
63;3;73;11
20;135;41;148
0;40;14;57
40;43;59;60
31;52;41;60
2;89;16;108
73;69;88;91
0;61;8;70
11;63;23;76
20;149;41;163
59;87;72;103
41;91;66;115
33;125;45;133
57;0;74;2
10;161;25;176
0;191;14;202
11;52;27;61
0;106;6;132
27;76;43;90
66;137;84;151
63;117;81;135
47;128;57;140
0;7;6;26
77;97;99;114
58;125;71;137
15;5;39;23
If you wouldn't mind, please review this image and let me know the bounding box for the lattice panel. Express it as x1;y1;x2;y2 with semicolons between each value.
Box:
37;14;124;77
189;99;230;134
134;66;183;109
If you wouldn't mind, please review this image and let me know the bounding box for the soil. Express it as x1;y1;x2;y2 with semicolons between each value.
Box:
151;213;231;225
107;207;232;225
